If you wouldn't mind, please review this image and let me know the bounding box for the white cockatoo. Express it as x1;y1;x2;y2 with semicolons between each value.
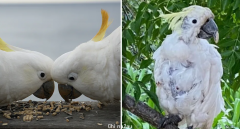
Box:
51;9;120;103
0;39;54;106
153;6;224;129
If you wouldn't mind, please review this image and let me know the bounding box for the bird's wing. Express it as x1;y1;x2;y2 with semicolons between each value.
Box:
154;35;224;128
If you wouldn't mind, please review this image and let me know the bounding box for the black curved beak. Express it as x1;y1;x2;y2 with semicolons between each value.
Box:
58;84;82;102
198;18;219;43
33;80;55;100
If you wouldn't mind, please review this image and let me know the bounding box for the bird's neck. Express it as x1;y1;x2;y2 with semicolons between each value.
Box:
175;28;200;44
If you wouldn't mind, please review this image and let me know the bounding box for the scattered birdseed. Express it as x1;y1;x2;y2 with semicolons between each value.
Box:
65;116;73;119
0;100;117;123
45;112;49;116
97;103;102;109
2;123;8;126
79;113;84;120
52;112;57;116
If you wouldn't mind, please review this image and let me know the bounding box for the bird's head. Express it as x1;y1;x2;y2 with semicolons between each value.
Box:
50;52;82;103
161;5;219;43
31;52;55;100
51;9;111;102
0;38;55;101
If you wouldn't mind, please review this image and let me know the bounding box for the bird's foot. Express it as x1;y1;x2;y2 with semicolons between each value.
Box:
161;114;182;127
187;125;193;129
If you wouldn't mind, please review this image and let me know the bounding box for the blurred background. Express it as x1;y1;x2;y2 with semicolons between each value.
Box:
0;0;120;101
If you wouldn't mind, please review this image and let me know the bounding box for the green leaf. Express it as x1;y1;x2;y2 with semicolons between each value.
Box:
138;2;147;12
235;52;240;59
222;0;230;11
159;23;169;36
152;28;160;40
124;29;135;43
135;18;142;35
138;69;147;81
232;74;240;91
148;24;155;38
150;80;156;93
135;81;161;112
221;50;232;57
207;0;215;8
142;123;150;129
228;54;236;69
213;111;224;127
142;74;152;83
143;88;161;112
147;98;155;109
125;51;134;62
133;82;141;103
232;99;240;124
218;39;235;47
233;0;240;10
143;12;150;20
140;59;153;69
128;113;142;128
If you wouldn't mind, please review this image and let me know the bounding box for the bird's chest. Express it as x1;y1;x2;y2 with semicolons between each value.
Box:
156;44;209;114
159;60;197;97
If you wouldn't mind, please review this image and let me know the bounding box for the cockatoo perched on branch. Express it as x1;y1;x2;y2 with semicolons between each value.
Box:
153;6;224;129
0;39;54;106
51;9;120;103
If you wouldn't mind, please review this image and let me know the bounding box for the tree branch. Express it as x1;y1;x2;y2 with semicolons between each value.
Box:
123;94;181;129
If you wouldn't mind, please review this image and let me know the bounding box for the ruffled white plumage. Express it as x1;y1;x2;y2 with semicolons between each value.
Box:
154;32;224;128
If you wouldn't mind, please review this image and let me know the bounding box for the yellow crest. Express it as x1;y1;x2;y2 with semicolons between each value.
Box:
92;9;112;42
160;6;194;31
0;38;13;52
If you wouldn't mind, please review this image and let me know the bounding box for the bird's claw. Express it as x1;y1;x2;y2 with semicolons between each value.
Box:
161;114;182;128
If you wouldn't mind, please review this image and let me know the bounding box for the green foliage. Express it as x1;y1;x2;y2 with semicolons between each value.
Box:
122;0;240;128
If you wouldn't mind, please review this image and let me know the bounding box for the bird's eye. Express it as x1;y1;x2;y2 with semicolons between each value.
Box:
68;72;78;81
38;71;46;80
192;19;197;24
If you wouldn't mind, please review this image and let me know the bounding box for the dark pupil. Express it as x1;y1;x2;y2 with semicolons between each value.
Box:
69;77;74;80
192;19;197;24
40;73;45;78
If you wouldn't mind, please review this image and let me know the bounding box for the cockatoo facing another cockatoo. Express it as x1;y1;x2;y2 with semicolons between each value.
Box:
0;39;54;106
51;9;120;103
153;6;224;129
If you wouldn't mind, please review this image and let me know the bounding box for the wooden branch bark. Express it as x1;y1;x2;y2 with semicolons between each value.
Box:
123;94;181;129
